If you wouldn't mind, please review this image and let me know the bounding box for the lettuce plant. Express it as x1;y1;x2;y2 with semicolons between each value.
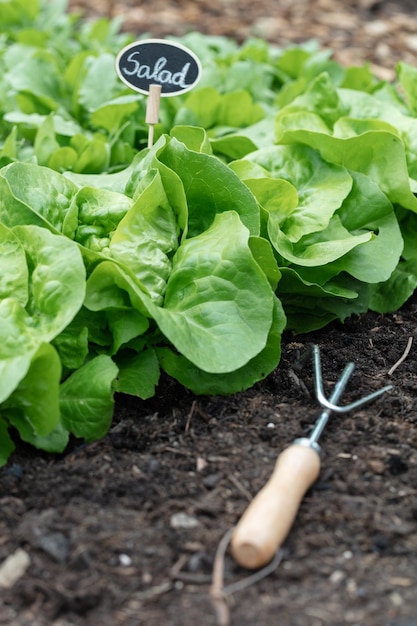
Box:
0;134;284;462
1;0;417;464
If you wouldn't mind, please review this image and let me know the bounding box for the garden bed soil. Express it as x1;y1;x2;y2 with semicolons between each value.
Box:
1;299;417;626
1;1;417;625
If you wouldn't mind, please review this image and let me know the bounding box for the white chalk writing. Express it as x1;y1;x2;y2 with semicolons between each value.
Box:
122;52;192;88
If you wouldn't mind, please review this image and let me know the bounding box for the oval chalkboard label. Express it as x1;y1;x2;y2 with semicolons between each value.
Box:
115;39;202;97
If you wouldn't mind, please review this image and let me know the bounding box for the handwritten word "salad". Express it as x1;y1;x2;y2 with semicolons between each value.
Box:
122;54;191;89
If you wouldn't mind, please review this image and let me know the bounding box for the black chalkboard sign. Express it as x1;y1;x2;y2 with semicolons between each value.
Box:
115;39;202;97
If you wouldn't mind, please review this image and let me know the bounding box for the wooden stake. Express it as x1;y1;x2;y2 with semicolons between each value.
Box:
146;84;162;148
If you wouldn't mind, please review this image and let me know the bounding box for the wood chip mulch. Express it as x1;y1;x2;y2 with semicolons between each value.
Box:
69;0;417;80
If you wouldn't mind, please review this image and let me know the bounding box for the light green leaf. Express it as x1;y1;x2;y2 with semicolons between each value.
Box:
334;172;403;282
397;62;417;116
157;296;286;394
0;126;18;163
0;222;28;305
340;63;378;92
34;114;60;166
1;162;79;235
249;236;282;291
279;129;417;212
3;111;83;137
60;355;118;441
157;137;260;237
0;300;39;403
52;321;89;371
5;342;61;437
244;177;299;227
149;211;274;373
270;214;372;267
175;87;222;129
90;94;142;133
216;90;265;128
243;144;352;241
170;125;212;154
210;116;276;159
278;268;369;332
5;48;63;111
75;185;132;244
0;225;85;403
115;348;160;399
78;53;121;112
210;134;258;160
0;0;39;26
368;259;417;313
276;72;348;129
84;261;148;314
73;136;110;174
107;309;149;354
48;146;78;172
23;421;69;454
13;225;86;337
109;169;179;304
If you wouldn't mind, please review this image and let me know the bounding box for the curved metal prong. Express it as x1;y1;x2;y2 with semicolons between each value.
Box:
312;345;393;413
316;384;393;413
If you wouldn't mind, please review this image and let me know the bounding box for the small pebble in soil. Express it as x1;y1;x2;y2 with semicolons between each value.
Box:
118;553;132;567
39;532;69;564
0;548;30;589
202;473;221;489
329;569;346;585
188;551;210;572
170;513;199;529
390;591;404;607
146;458;161;473
367;458;385;474
4;464;23;480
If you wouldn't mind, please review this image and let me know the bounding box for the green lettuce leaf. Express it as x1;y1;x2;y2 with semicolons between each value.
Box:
60;354;118;441
0;162;79;235
157;137;260;237
4;342;61;438
157;296;286;394
240;144;352;242
109;169;179;304
278;128;417;213
0;224;85;402
150;211;274;373
114;348;160;399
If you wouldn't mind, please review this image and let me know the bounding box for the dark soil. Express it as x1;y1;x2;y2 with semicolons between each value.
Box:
1;304;417;626
1;1;417;625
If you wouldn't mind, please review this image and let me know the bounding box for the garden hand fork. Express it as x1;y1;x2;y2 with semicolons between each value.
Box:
230;345;392;570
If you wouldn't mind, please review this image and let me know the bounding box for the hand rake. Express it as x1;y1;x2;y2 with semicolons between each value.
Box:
230;344;392;570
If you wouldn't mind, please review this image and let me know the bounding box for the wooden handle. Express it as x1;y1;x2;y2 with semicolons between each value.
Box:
230;444;321;569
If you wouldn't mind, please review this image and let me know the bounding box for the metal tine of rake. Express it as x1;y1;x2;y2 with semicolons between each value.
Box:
312;344;393;414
